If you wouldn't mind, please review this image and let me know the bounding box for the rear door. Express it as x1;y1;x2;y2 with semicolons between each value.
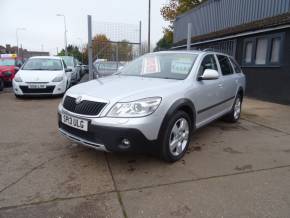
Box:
216;55;237;111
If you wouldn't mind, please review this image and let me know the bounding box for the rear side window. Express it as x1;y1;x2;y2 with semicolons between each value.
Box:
199;54;218;76
230;57;242;74
217;55;234;76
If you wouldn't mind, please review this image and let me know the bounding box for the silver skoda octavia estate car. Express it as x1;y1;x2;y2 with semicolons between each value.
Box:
58;51;246;162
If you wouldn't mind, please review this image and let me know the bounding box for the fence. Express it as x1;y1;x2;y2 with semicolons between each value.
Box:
92;21;143;62
87;16;145;79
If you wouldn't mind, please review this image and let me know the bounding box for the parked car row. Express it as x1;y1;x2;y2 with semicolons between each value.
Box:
61;56;84;84
0;54;88;94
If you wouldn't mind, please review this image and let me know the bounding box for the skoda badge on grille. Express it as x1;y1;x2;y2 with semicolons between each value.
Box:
75;96;83;104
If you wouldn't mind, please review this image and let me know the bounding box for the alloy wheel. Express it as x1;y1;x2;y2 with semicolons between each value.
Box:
169;118;190;156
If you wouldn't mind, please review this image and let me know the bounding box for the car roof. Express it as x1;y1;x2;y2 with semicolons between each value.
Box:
154;50;204;55
60;56;74;59
154;50;232;57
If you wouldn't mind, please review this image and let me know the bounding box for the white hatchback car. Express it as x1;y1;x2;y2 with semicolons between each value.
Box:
13;56;72;97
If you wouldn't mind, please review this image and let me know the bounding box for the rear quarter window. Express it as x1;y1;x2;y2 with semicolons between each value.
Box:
230;57;242;74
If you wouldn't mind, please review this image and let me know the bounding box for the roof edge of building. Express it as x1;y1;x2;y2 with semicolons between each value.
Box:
173;12;290;47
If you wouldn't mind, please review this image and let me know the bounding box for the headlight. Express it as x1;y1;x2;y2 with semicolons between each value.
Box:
107;97;162;118
14;76;23;82
52;76;64;82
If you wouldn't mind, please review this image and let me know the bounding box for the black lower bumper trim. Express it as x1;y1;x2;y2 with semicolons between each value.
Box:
58;114;158;153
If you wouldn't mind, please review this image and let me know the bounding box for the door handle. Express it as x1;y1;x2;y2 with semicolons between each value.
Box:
218;84;223;88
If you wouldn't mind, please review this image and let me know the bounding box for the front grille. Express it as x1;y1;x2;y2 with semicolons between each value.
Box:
20;86;55;94
63;96;106;116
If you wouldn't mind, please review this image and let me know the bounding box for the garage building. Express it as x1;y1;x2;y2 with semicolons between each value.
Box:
173;0;290;105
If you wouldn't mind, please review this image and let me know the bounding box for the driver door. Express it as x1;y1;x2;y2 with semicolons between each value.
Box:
194;54;224;126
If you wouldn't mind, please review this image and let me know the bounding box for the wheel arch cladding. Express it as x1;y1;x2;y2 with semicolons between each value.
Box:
158;98;196;140
238;87;244;101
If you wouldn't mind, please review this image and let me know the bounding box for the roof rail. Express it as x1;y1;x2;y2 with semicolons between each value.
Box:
202;48;215;52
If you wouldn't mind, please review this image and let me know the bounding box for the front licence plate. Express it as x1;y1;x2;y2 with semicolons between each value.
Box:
28;84;46;89
61;114;88;131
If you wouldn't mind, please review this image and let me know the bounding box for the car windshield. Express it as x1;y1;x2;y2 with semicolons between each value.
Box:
0;59;15;66
22;58;63;71
62;57;74;67
119;53;198;80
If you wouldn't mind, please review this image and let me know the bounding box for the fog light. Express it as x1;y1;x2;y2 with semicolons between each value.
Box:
119;138;131;150
57;88;61;91
122;139;130;146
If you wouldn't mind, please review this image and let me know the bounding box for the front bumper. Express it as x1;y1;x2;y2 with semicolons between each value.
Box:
57;111;160;153
13;80;67;96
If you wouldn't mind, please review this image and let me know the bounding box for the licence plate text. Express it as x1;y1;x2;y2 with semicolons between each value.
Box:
61;114;88;131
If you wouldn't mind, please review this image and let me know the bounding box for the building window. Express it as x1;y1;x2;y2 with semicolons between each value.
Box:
245;41;253;63
270;37;281;63
255;38;268;65
243;33;284;67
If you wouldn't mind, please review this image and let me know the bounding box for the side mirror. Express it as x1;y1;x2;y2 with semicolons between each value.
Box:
198;69;219;81
15;67;20;73
65;69;72;73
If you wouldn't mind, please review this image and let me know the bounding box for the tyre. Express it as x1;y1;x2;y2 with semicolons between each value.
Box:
160;111;192;162
223;94;242;123
0;79;4;91
15;94;22;99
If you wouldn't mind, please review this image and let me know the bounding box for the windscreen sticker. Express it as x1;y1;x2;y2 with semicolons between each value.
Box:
141;56;160;75
171;58;193;74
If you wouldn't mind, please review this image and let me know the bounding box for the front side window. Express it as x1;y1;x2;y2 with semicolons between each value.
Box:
255;38;268;65
198;55;218;76
22;59;63;71
62;57;74;67
217;55;234;76
119;53;198;80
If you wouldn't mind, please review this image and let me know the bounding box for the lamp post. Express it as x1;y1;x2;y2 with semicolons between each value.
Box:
77;37;84;63
57;14;68;56
148;0;151;53
16;28;26;56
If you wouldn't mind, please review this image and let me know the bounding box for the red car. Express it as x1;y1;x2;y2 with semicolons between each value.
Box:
0;54;23;88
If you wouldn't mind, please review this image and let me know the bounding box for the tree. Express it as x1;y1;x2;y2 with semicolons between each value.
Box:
57;45;83;62
116;40;133;61
161;0;204;30
92;34;113;60
155;0;205;51
154;29;173;52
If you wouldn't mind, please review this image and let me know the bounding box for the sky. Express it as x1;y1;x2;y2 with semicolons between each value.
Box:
0;0;169;55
